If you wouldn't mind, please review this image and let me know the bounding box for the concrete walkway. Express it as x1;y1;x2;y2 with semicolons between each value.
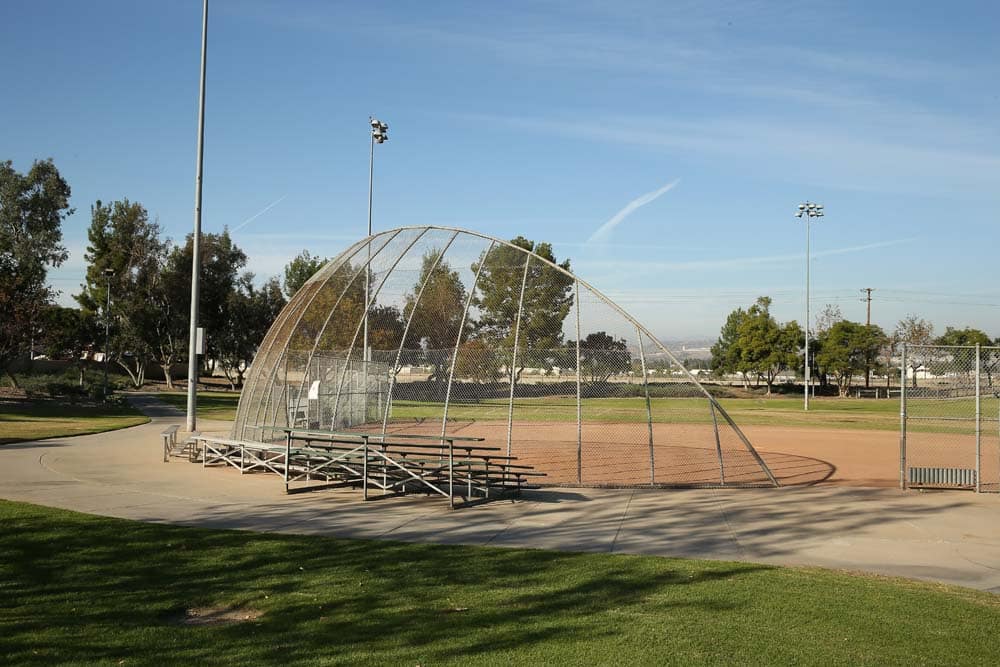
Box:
2;395;999;593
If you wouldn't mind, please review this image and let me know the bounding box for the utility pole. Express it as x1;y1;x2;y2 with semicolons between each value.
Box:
860;287;874;388
861;287;874;326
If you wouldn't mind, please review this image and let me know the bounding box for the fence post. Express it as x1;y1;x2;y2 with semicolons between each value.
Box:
448;439;455;510
899;343;907;490
363;436;369;501
975;344;982;493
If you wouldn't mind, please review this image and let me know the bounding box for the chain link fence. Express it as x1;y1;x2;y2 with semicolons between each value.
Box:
901;344;1000;492
233;226;778;488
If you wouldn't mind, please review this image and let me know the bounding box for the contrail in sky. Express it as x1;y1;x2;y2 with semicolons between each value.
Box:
230;195;287;234
587;179;679;243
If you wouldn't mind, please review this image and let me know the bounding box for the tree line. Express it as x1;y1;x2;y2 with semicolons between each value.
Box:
288;236;632;389
1;158;306;391
710;298;998;396
2;158;634;394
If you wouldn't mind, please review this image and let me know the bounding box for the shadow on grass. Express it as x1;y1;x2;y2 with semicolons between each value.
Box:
0;500;770;664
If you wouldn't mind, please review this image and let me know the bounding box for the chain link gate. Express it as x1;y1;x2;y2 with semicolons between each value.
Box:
900;344;1000;492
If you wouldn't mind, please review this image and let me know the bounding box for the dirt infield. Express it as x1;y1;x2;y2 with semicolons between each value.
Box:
375;419;915;488
745;425;898;487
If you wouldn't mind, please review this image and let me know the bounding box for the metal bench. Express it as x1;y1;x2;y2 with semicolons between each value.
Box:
161;425;180;462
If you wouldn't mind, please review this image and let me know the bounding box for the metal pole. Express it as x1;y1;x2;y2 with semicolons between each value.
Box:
975;344;981;493
575;281;582;485
364;127;374;420
363;437;369;500
103;274;112;400
637;328;654;486
440;242;495;440
900;343;907;490
804;217;810;411
448;439;454;509
379;234;458;434
505;257;531;456
710;402;725;485
186;0;209;432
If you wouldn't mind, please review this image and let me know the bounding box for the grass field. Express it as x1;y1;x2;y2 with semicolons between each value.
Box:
0;399;148;445
160;389;994;435
156;391;241;421
1;500;997;665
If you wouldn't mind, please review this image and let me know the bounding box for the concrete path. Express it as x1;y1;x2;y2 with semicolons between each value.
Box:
2;395;999;593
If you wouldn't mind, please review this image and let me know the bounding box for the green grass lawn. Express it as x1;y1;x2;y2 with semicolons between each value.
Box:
0;399;148;445
393;396;909;430
154;390;992;434
0;500;997;665
156;391;241;421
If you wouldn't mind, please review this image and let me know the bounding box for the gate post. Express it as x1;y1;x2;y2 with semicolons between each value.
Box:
899;343;907;490
975;344;982;493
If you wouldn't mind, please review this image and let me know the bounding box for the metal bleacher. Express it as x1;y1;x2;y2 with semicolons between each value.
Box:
189;428;544;508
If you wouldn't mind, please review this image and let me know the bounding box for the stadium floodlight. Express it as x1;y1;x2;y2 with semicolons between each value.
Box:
370;118;388;145
796;201;824;411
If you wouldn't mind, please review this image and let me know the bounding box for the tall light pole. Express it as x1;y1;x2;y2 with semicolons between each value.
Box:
796;201;823;411
186;0;209;432
364;117;388;418
102;268;115;400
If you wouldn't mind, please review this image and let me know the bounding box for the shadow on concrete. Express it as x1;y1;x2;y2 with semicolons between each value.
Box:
759;451;836;486
118;478;978;571
0;440;71;450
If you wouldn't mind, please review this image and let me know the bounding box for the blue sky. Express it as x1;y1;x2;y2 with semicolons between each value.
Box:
4;0;1000;339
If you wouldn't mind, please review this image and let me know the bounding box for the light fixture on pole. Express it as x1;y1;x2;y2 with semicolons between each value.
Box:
796;201;823;411
102;267;115;400
186;0;209;432
364;117;388;409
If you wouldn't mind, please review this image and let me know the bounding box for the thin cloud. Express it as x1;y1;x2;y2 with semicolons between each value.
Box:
230;195;287;234
464;112;1000;197
588;179;679;243
578;238;917;273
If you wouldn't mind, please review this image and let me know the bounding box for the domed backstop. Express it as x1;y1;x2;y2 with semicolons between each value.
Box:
233;226;778;488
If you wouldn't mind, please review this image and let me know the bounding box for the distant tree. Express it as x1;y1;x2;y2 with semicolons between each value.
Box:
404;250;467;350
711;307;749;385
367;305;406;355
815;321;888;397
471;237;573;382
454;339;501;383
894;314;934;387
216;274;286;389
814;303;843;338
283;250;327;299
77;199;165;388
858;323;890;389
933;326;995;385
0;159;73;387
573;331;630;383
402;249;467;380
163;230;247;382
294;261;366;352
935;326;991;348
735;297;802;394
39;305;98;387
811;303;844;387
